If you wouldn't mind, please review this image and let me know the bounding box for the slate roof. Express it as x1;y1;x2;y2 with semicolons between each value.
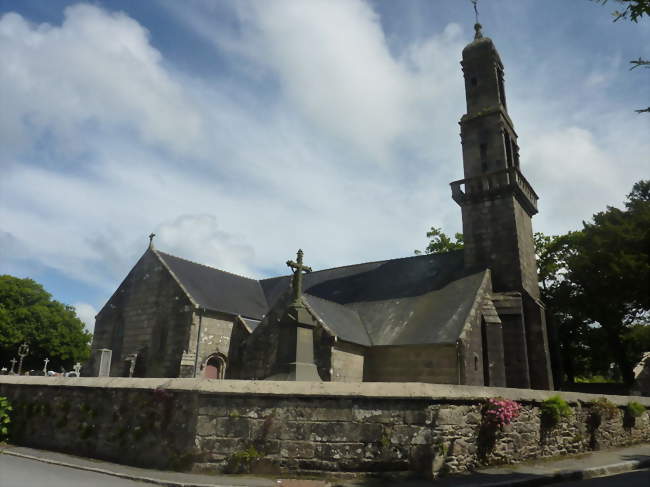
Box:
345;270;487;346
154;248;485;347
303;295;371;347
260;251;465;307
155;251;268;320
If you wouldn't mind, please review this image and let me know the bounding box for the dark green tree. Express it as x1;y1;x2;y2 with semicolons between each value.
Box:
414;227;464;255
539;180;649;385
0;275;92;372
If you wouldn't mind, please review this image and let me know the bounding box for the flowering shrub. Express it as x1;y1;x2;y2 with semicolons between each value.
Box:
482;398;521;428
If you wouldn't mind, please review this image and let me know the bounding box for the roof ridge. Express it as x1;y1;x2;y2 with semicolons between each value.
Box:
263;249;462;281
156;250;259;282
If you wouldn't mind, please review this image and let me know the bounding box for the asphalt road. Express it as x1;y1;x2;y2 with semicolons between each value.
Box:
0;454;150;487
556;468;650;486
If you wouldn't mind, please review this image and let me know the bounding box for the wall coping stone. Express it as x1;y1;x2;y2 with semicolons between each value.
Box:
2;377;649;406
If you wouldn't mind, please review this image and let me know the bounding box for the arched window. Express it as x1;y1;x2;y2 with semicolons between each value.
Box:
203;353;227;379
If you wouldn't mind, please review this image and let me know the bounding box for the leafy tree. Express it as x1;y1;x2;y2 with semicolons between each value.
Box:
539;180;650;385
414;227;464;255
0;275;92;372
596;0;650;22
594;0;650;113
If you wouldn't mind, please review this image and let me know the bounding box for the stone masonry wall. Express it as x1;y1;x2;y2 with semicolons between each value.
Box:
1;378;649;478
90;249;193;378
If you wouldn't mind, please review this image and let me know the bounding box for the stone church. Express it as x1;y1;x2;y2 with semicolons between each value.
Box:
88;25;554;390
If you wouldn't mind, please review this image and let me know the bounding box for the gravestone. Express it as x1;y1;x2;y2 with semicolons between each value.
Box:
91;349;112;377
125;353;138;377
17;342;29;375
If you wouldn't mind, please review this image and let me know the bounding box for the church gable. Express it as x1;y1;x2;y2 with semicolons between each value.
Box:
92;248;194;377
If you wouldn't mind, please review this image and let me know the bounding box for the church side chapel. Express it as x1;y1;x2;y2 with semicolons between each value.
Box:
88;24;554;390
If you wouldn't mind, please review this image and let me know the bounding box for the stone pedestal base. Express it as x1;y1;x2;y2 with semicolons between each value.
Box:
287;361;322;381
179;352;196;378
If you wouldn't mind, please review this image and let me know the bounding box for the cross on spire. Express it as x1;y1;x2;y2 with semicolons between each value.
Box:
148;233;156;249
286;249;312;303
471;0;483;39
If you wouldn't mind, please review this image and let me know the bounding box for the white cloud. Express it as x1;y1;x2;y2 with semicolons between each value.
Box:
74;302;97;332
0;0;648;314
0;4;202;159
155;215;257;278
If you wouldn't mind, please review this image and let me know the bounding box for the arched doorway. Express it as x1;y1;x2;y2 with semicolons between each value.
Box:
203;353;227;379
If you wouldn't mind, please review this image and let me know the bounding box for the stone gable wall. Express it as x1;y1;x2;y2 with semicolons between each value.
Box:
90;250;193;378
1;378;649;478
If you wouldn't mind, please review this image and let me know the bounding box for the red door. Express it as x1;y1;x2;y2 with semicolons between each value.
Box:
204;363;219;379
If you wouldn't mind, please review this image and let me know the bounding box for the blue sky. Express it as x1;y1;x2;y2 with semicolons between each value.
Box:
1;0;648;331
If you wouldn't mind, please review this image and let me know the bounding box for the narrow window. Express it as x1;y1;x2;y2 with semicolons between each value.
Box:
497;68;507;108
504;134;513;167
474;355;479;372
480;143;489;172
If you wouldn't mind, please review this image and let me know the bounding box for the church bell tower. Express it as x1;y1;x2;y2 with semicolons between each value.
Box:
451;24;553;390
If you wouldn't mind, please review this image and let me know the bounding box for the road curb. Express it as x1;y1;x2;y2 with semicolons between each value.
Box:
0;449;241;487
470;457;650;487
2;446;648;487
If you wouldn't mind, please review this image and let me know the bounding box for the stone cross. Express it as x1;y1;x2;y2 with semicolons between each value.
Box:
126;354;138;378
73;362;82;376
148;233;156;249
43;357;49;375
9;358;17;375
286;249;312;303
17;342;29;375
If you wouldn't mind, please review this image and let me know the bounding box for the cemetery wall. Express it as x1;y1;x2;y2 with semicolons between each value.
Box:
1;377;649;478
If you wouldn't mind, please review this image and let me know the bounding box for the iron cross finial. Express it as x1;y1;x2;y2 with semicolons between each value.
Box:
286;249;312;302
148;233;156;249
471;1;483;39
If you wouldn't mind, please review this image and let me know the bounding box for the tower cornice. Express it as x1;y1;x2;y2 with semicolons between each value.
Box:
459;104;517;137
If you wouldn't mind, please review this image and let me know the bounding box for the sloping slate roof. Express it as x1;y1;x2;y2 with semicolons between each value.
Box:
156;251;268;319
154;248;480;346
260;251;479;346
304;294;372;346
347;271;487;345
260;251;465;308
